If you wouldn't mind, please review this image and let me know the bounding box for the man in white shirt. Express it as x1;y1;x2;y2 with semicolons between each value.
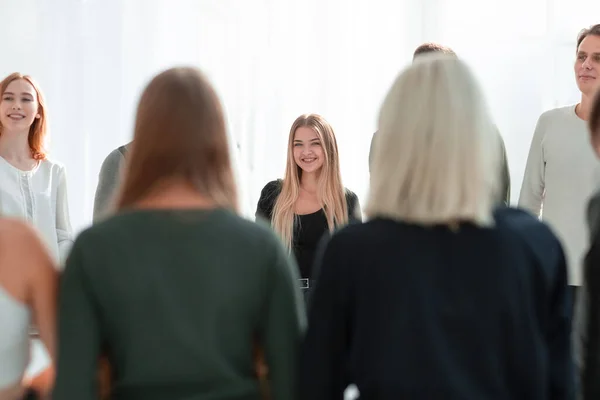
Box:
519;24;600;299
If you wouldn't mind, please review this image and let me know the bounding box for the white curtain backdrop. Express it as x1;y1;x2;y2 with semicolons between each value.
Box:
1;0;599;235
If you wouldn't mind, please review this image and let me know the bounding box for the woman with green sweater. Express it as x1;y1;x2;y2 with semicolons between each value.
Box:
53;67;306;400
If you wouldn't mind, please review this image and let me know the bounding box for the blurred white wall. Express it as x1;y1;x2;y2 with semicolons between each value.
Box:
0;0;597;234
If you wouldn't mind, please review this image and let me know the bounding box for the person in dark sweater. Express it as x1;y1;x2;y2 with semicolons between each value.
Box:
300;54;574;400
256;114;361;293
574;27;600;398
578;105;600;398
53;67;306;400
369;42;512;206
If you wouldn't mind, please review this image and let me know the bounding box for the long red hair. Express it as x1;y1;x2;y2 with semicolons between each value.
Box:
0;73;48;160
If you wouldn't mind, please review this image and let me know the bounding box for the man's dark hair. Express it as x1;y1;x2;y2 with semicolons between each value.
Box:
577;24;600;51
591;89;600;137
413;43;457;60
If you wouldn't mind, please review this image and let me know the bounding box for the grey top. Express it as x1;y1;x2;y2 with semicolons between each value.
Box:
93;144;130;223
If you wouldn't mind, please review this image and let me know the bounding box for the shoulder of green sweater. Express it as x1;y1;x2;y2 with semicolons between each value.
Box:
81;208;285;248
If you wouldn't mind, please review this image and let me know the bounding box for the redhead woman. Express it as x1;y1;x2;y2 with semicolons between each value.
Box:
0;73;73;267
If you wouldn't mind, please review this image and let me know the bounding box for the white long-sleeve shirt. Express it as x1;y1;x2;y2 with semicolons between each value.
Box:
519;105;600;286
0;156;73;267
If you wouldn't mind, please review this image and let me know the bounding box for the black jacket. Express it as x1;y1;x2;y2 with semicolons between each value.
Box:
575;190;600;399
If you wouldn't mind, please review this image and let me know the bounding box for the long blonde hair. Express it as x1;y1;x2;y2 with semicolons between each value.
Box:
272;114;348;250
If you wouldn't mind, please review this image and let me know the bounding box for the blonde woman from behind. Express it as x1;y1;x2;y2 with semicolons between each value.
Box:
300;54;574;400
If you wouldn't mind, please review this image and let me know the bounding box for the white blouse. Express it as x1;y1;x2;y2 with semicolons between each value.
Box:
0;156;74;267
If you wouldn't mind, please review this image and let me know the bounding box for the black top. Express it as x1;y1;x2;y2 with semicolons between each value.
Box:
576;189;600;399
300;207;574;400
53;208;306;400
255;180;361;279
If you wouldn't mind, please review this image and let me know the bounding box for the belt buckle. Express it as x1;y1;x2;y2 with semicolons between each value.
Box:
299;278;309;289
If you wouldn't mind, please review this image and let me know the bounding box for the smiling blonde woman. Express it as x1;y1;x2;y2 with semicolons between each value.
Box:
256;114;361;295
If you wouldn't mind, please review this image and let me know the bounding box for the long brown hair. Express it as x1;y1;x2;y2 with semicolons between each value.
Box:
116;67;238;211
0;73;48;160
272;114;348;250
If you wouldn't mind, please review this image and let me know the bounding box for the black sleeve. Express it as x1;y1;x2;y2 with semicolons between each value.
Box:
545;240;576;400
509;210;575;399
345;190;362;223
300;233;351;400
255;180;282;224
587;194;600;239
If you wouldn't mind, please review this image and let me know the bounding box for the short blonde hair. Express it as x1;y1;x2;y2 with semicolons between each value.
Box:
366;54;501;226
